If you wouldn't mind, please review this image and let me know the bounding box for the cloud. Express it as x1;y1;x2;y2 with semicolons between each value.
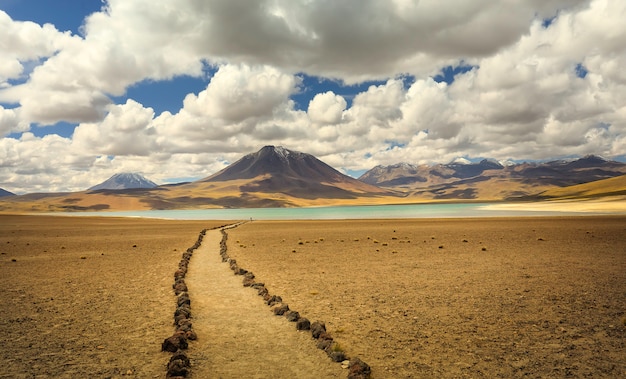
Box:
0;11;76;85
0;106;28;136
2;0;626;193
72;99;156;156
307;92;346;124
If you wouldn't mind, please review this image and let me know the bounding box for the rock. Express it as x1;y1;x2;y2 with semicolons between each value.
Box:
273;304;290;316
174;305;191;319
318;331;333;341
257;286;269;297
296;318;311;330
161;332;188;352
311;321;326;339
266;295;282;306
348;357;371;379
185;330;197;340
176;319;193;332
242;277;255;287
167;352;190;377
174;269;186;279
177;293;191;307
316;338;333;351
328;350;347;362
244;272;255;280
285;310;300;322
169;352;190;367
173;282;188;295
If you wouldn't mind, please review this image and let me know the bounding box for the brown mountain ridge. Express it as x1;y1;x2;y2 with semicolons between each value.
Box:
1;147;625;212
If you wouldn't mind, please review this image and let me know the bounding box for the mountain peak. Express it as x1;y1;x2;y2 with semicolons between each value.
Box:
200;146;391;199
0;187;15;197
204;146;337;182
89;173;158;191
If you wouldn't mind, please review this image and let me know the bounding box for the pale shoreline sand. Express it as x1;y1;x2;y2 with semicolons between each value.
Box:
481;196;626;213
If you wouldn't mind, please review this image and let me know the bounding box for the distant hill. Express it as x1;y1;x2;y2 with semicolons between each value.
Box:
359;155;626;200
2;150;626;212
88;173;158;191
536;174;626;199
0;188;15;197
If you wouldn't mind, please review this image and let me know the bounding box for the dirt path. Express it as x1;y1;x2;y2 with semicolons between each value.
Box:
185;228;344;378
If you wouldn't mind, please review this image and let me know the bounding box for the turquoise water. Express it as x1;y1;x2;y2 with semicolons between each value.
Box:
51;203;595;220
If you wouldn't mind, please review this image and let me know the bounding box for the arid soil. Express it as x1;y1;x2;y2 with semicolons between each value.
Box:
1;215;625;378
0;215;222;379
185;229;345;378
227;217;626;378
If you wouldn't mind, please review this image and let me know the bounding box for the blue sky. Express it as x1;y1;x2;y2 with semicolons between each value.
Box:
1;0;625;193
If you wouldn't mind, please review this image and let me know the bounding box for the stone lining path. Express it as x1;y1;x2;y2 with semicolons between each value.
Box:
185;228;345;378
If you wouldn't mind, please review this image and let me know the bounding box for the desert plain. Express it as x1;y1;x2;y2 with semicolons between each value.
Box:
1;214;625;378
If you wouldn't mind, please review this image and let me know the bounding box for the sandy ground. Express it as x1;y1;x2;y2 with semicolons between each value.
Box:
1;214;625;378
482;196;626;213
0;215;221;378
186;229;344;378
227;216;626;378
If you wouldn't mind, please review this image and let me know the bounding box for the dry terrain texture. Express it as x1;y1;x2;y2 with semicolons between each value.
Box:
0;215;221;378
1;215;625;378
228;217;626;378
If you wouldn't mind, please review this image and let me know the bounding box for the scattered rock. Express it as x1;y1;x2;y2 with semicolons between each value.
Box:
317;338;333;351
174;305;191;319
273;303;290;316
348;357;372;379
318;331;333;341
267;295;283;306
176;319;193;332
311;321;327;339
184;330;197;341
177;293;191;307
285;310;300;322
161;332;188;352
296;318;311;330
167;352;191;377
328;350;347;362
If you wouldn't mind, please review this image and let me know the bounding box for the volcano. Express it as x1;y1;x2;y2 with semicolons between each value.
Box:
199;146;392;200
88;173;158;191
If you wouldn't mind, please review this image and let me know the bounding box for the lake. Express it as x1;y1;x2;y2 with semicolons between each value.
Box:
50;202;601;220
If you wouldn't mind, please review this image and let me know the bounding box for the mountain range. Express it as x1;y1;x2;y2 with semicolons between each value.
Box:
0;146;625;212
359;155;626;200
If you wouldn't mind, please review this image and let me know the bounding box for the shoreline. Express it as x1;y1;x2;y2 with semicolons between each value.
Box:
3;199;625;220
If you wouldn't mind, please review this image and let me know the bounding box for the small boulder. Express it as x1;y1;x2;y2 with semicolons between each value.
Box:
316;338;333;351
266;295;282;306
296;318;311;330
348;357;371;379
310;321;326;339
167;354;190;377
273;304;289;316
161;332;188;352
177;293;191;307
328;350;347;362
285;310;300;322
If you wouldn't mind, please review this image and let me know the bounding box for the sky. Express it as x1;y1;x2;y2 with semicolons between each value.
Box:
1;0;625;194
